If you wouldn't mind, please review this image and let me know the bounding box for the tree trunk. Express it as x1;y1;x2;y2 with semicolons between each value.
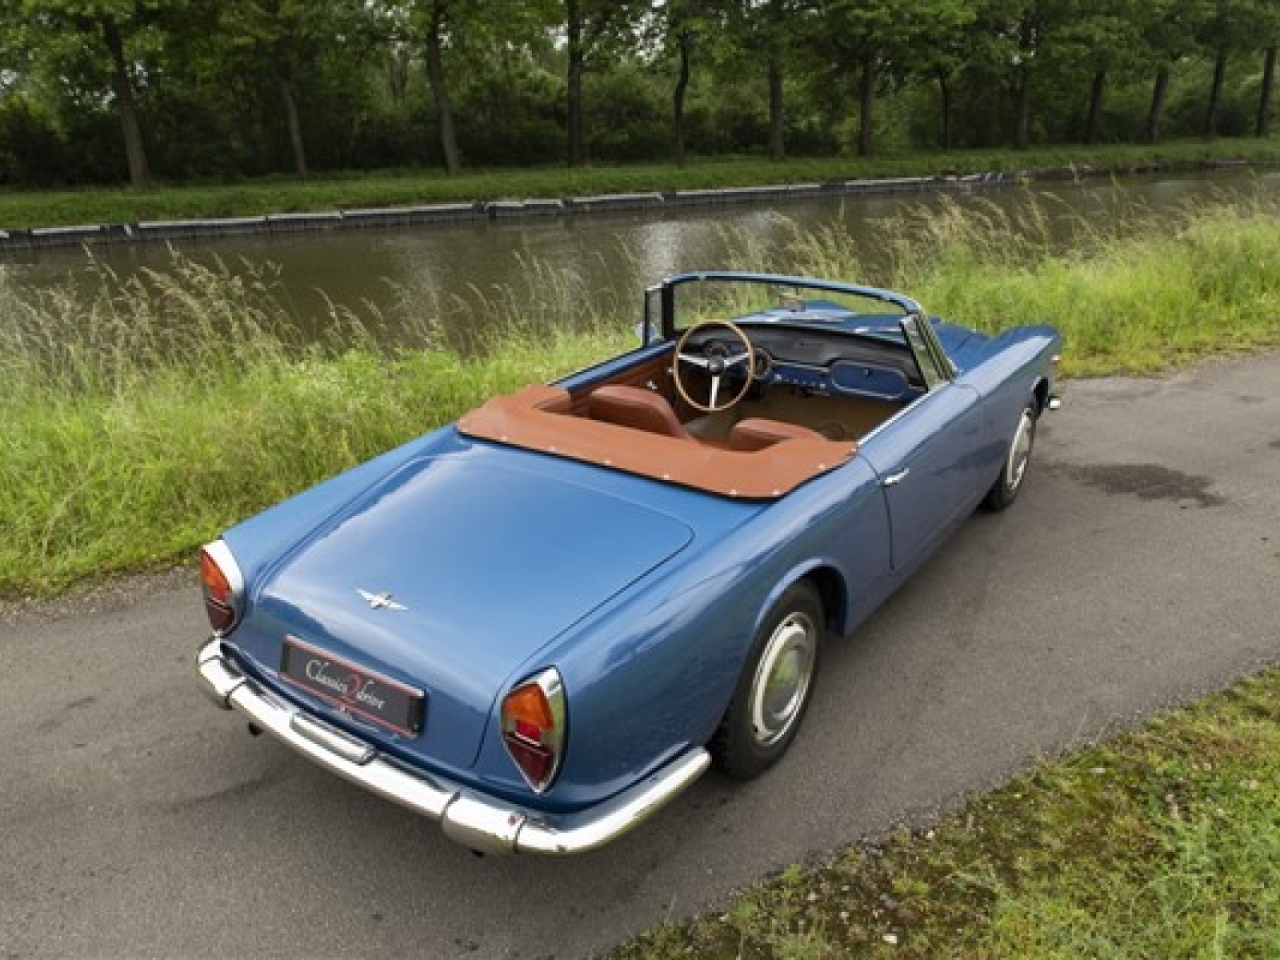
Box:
1257;44;1277;137
275;55;308;179
100;17;151;188
935;70;951;151
672;28;691;166
1014;65;1031;149
1084;69;1106;144
1146;63;1170;143
388;46;411;105
566;0;586;167
856;45;876;157
1204;44;1228;137
1013;13;1034;150
424;4;460;175
767;55;785;160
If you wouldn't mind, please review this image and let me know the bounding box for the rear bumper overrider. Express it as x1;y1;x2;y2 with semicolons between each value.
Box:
195;637;709;855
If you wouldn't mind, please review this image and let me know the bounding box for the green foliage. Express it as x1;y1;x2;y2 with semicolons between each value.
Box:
1;0;1279;183
0;94;64;186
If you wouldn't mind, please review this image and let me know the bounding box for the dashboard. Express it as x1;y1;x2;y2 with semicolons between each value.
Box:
680;323;926;403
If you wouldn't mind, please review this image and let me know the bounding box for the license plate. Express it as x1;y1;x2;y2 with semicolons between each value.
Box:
280;637;424;736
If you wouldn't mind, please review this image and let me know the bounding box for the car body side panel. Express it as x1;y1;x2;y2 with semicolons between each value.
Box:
957;326;1061;483
858;383;986;570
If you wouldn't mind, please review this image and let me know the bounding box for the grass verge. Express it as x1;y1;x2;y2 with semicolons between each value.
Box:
607;666;1280;959
0;137;1278;229
4;193;1280;598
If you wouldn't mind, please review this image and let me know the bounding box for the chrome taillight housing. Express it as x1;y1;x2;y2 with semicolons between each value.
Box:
501;668;566;794
200;540;245;636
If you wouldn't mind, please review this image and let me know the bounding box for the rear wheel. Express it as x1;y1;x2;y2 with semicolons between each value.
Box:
712;582;823;780
982;401;1037;512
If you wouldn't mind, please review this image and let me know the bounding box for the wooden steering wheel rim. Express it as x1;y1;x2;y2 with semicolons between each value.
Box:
672;319;757;414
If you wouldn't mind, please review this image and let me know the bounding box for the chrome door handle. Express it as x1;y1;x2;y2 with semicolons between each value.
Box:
882;468;910;487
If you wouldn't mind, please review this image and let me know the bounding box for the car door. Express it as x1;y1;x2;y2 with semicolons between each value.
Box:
858;380;985;573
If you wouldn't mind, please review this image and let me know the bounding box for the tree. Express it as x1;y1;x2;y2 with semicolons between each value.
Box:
816;0;887;156
903;0;978;150
419;0;462;174
724;0;811;160
1137;0;1203;143
1253;4;1280;136
218;0;378;179
962;0;1086;149
1059;3;1142;144
655;0;730;166
818;0;972;157
18;0;182;186
1259;42;1278;136
1197;0;1271;137
563;0;645;166
394;0;557;173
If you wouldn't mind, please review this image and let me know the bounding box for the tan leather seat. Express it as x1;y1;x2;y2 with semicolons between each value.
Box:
588;385;693;440
729;418;824;452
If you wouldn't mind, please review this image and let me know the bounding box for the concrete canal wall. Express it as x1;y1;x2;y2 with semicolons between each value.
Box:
0;172;1027;253
0;168;1153;252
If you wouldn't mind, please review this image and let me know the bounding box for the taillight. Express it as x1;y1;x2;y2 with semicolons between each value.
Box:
200;540;245;636
501;668;566;793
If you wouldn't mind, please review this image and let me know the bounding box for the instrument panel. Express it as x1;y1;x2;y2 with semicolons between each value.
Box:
681;324;924;402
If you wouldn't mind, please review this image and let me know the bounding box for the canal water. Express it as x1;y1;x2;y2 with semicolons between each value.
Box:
3;169;1278;348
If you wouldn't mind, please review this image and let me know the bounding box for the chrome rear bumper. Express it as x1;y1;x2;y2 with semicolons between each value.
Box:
196;638;709;855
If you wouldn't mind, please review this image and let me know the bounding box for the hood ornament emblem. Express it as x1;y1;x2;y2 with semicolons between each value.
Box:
356;588;407;611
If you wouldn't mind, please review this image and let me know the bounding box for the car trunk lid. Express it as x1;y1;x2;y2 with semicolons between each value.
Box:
237;452;694;769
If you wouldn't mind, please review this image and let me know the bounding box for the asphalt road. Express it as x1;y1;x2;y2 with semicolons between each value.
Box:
3;352;1279;960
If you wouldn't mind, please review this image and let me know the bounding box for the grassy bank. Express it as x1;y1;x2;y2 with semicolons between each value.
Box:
610;666;1280;959
0;137;1278;229
4;194;1280;598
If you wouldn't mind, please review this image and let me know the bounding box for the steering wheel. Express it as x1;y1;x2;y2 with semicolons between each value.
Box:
673;319;756;413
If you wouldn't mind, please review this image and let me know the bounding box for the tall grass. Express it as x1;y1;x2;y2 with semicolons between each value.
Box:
0;252;630;595
3;194;1280;596
779;190;1280;376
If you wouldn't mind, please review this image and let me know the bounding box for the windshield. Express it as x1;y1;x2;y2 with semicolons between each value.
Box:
662;274;913;339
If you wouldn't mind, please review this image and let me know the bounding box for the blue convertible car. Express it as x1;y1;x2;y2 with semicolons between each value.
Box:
197;271;1060;855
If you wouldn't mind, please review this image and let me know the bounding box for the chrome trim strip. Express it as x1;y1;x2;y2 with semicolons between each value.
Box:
195;638;710;856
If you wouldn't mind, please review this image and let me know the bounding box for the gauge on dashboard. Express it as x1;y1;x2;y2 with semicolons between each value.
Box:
752;347;773;379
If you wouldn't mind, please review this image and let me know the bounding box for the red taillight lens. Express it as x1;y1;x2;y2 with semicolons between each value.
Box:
200;541;244;635
501;669;566;793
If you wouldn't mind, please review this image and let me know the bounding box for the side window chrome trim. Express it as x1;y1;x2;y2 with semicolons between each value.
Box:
901;311;955;389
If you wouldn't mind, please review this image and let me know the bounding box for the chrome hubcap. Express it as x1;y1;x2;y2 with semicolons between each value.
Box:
1007;409;1035;491
750;612;817;746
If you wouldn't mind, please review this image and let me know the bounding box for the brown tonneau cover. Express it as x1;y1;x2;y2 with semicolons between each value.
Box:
457;385;857;500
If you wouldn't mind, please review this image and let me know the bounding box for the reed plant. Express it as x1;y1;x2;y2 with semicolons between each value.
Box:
774;190;1280;376
0;251;629;595
4;193;1280;597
